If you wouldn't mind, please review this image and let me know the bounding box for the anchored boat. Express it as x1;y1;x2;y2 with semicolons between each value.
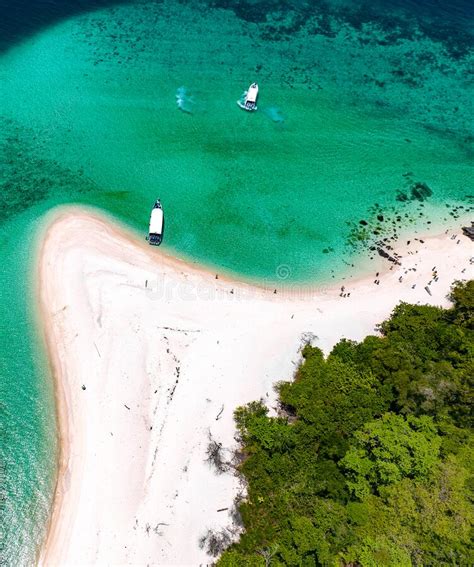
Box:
147;200;164;246
237;82;259;111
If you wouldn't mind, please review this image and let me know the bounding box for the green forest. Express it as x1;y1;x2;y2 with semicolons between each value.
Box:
218;280;473;566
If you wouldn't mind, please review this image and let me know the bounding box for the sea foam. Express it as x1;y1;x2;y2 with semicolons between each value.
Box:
176;86;194;114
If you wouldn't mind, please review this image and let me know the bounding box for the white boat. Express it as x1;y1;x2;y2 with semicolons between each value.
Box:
147;200;164;246
237;82;259;111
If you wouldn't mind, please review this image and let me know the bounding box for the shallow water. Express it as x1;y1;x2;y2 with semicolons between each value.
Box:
0;0;473;563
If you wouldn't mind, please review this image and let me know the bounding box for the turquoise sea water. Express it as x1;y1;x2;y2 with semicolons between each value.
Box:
0;0;473;563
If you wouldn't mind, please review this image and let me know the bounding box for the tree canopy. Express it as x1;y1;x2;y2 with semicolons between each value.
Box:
341;413;441;499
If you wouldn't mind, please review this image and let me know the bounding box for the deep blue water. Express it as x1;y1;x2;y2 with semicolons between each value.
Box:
1;0;473;54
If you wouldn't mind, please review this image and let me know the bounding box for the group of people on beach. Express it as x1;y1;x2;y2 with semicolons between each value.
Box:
339;285;351;298
337;227;472;301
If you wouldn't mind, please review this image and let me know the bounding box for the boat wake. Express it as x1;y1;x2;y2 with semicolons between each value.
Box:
176;87;194;114
236;90;248;110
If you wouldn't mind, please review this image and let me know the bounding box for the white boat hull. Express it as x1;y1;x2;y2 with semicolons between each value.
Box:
148;201;164;246
237;82;259;111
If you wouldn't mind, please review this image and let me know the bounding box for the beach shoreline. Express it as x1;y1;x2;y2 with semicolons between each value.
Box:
37;206;472;565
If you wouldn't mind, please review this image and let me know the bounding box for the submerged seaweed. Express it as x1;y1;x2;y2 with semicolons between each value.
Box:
397;181;434;203
410;182;433;201
0;118;95;224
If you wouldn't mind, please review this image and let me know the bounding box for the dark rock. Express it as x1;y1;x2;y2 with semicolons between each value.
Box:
396;190;409;202
462;224;474;240
410;181;433;201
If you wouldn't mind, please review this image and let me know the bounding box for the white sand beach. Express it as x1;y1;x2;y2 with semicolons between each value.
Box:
38;208;473;565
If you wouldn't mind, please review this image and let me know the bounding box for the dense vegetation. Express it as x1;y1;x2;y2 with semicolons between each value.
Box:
219;280;473;566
